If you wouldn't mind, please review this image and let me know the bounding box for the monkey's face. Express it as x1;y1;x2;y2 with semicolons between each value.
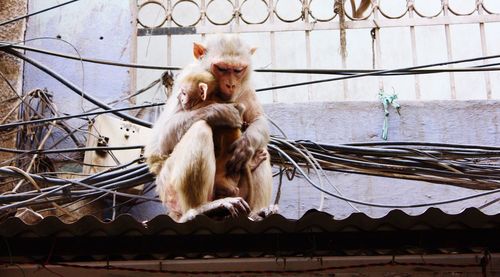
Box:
177;85;195;110
211;62;247;101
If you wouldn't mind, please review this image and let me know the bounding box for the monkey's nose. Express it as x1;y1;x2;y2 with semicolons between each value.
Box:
226;83;236;89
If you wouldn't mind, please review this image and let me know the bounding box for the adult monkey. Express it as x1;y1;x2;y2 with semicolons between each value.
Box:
146;34;274;222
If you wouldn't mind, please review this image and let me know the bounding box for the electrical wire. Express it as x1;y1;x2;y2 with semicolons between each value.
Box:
268;144;500;208
0;41;180;70
0;165;157;210
0;145;144;155
0;48;153;128
256;54;500;92
0;0;82;27
2;42;500;75
0;102;163;131
27;37;87;112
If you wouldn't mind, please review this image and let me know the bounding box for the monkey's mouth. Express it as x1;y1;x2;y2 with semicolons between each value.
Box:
218;90;234;101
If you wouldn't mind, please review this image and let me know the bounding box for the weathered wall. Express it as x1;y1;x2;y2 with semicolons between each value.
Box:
264;100;500;219
265;100;500;145
22;0;135;149
0;0;27;165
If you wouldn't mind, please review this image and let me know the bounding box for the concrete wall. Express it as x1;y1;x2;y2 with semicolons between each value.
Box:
264;100;500;219
22;0;135;148
0;0;27;165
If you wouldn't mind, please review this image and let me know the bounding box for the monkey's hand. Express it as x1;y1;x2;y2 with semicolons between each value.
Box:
249;204;279;221
197;103;242;129
180;197;251;222
227;135;254;174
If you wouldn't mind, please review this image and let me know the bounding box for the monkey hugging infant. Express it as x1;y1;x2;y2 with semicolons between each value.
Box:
145;34;275;222
175;64;267;203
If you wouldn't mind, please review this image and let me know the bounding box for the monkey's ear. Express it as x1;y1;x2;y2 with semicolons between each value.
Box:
199;83;208;101
193;42;206;60
249;47;257;55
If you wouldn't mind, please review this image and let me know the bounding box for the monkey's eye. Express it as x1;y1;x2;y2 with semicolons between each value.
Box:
234;66;247;74
215;65;228;72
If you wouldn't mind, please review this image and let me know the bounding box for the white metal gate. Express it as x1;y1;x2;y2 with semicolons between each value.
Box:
134;0;500;104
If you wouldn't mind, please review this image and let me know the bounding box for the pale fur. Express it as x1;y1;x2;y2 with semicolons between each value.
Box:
145;35;273;221
198;34;254;96
197;34;272;212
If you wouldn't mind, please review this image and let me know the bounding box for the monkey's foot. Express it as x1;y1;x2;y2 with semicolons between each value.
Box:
180;197;251;222
249;204;279;221
248;149;268;171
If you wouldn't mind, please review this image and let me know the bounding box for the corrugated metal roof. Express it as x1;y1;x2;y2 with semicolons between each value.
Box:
0;208;498;262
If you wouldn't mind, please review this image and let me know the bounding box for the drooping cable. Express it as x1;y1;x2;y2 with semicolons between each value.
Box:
0;0;82;27
0;48;153;128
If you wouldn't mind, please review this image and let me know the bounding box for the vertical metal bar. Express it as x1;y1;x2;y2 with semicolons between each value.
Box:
443;0;456;99
408;0;421;99
478;1;492;99
234;0;241;28
339;0;348;100
269;0;278;102
166;0;172;66
130;0;138;103
304;0;313;101
373;0;384;92
200;0;206;40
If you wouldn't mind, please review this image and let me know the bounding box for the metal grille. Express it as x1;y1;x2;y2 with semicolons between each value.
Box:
134;0;500;103
136;0;500;29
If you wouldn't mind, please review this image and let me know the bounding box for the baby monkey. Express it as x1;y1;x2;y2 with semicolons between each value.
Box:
177;65;266;203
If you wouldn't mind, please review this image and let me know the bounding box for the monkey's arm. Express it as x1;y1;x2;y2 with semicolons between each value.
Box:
151;102;244;155
243;115;270;150
227;90;270;173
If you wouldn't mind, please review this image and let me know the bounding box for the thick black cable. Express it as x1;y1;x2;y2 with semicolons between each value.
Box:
87;166;150;188
0;102;164;130
3;42;500;75
0;174;156;210
81;160;144;183
0;145;143;155
267;144;500;208
0;0;81;27
346;141;500;150
0;42;180;70
0;163;146;197
0;48;153;128
0;164;146;191
0;167;156;208
256;54;500;92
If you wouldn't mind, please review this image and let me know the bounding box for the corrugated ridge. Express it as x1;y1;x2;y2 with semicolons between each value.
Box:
0;207;498;238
